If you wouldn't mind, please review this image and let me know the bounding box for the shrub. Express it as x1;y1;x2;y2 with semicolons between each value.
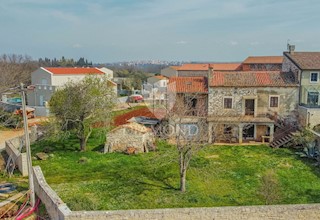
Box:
258;170;281;205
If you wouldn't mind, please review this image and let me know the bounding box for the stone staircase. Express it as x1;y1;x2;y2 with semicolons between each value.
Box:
269;114;297;148
270;132;294;148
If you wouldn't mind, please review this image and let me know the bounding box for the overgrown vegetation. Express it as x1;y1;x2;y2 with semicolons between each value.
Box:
31;136;320;211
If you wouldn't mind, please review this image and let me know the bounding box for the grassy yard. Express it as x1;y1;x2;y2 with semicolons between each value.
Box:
31;131;320;211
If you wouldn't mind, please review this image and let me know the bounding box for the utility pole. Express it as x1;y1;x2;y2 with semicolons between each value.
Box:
20;83;35;207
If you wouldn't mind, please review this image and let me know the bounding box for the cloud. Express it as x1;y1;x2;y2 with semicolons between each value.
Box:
230;41;239;46
72;43;82;48
176;41;188;45
250;41;260;46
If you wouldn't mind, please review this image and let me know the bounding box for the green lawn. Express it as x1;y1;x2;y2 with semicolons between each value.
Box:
31;131;320;211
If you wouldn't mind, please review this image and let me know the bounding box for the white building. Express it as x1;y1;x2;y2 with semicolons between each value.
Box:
27;67;116;116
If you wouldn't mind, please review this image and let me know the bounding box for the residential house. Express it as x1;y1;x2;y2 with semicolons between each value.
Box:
283;49;320;128
166;76;208;141
161;63;241;78
98;67;114;79
242;56;283;71
143;75;168;103
27;67;116;116
207;71;299;144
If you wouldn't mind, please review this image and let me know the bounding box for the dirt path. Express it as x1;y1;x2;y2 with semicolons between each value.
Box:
0;129;24;151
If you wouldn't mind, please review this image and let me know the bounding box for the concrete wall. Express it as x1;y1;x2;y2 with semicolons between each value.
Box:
30;166;320;220
5;137;28;176
27;85;56;106
161;67;178;77
298;106;320;128
33;166;72;220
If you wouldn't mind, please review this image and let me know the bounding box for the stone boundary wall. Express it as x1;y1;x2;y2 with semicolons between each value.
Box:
33;166;72;219
5;137;28;176
31;166;320;220
68;204;320;220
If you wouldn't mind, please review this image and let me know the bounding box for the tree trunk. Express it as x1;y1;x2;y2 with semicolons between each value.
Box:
80;137;86;151
179;152;187;192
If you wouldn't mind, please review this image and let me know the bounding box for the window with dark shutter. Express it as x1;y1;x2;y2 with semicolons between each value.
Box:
224;98;232;109
269;96;279;107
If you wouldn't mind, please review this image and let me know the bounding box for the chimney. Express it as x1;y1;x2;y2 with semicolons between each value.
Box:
208;64;214;80
287;43;295;55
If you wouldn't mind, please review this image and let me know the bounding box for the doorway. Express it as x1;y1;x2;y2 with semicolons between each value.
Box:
243;124;255;139
245;99;255;115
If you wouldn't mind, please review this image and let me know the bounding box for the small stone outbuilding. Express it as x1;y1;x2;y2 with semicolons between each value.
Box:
104;122;155;154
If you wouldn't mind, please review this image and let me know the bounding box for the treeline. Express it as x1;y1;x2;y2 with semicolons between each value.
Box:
113;68;154;90
0;54;38;94
38;57;93;67
0;54;94;94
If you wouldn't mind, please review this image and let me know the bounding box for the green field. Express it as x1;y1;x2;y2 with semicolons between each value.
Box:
31;132;320;211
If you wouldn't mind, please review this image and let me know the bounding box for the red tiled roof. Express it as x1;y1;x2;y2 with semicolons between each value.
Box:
209;63;242;71
154;75;167;80
44;67;104;75
284;52;320;70
168;77;208;93
170;66;181;70
178;64;209;71
243;56;283;64
210;71;297;87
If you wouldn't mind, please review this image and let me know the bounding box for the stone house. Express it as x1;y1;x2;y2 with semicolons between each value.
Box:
242;56;283;71
161;63;241;78
104;122;155;154
207;70;299;144
168;77;208;117
282;49;320;128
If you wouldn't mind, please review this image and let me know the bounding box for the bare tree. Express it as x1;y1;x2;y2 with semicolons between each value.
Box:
152;86;211;192
0;54;38;94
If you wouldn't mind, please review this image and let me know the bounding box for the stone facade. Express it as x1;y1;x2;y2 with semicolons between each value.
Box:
104;123;155;153
208;87;298;117
242;63;282;71
178;70;208;77
282;55;301;83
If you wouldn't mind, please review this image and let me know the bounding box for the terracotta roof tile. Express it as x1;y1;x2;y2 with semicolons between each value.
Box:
210;71;297;87
178;64;209;71
284;52;320;70
209;63;242;71
154;75;167;80
168;77;208;93
243;56;283;64
44;67;104;75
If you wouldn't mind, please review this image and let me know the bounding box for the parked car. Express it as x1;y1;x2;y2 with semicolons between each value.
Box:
128;94;144;103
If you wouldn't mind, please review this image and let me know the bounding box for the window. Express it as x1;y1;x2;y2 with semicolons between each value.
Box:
310;72;319;83
41;78;48;85
223;97;233;109
223;125;232;134
307;92;319;106
269;96;279;108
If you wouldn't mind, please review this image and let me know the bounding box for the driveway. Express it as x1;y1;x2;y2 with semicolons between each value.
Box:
0;129;24;151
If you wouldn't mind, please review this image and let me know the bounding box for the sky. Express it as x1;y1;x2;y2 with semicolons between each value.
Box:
1;0;320;63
